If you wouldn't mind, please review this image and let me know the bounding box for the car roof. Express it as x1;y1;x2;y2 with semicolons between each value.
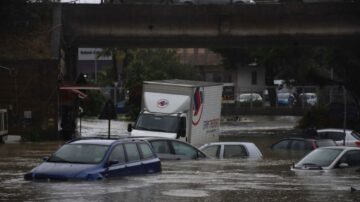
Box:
131;136;179;141
68;137;146;146
321;146;360;150
278;137;316;141
201;142;256;146
317;128;354;133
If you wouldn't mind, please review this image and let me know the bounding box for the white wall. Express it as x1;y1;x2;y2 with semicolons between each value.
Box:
235;64;266;94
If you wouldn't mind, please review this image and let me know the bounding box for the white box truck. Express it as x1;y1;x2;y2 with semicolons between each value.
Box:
128;79;223;145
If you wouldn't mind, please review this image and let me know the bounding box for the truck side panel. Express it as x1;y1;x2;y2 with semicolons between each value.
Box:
190;85;222;146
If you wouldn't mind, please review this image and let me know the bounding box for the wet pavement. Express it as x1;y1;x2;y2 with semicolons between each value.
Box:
1;117;359;201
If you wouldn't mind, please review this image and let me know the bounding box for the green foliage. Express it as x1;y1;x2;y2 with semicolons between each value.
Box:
81;90;106;117
297;107;333;129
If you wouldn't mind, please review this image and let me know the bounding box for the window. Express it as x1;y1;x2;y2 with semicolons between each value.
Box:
201;145;220;159
351;131;360;140
109;145;126;164
329;132;346;141
150;140;171;154
139;143;155;159
272;140;290;150
339;150;360;167
251;71;257;85
223;145;248;158
124;143;141;162
290;140;305;151
172;141;198;159
48;144;109;164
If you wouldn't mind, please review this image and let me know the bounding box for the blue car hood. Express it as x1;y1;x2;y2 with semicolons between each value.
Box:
30;162;100;179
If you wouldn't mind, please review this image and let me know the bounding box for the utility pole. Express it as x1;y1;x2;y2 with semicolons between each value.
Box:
343;86;347;146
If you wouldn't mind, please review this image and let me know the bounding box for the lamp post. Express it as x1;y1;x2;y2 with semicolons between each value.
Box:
113;82;118;105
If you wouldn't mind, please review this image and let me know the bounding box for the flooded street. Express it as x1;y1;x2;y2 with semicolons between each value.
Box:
1;117;359;201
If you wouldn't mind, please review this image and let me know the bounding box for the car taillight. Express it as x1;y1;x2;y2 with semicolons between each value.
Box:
355;141;360;147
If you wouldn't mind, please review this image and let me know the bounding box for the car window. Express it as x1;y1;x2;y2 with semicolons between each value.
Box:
201;145;220;158
298;148;343;167
139;143;155;159
329;132;345;141
351;131;360;140
290;140;305;151
223;145;248;158
150;140;171;154
124;143;141;162
172;141;198;159
109;145;126;164
339;150;360;167
317;132;329;139
272;140;290;150
49;144;109;164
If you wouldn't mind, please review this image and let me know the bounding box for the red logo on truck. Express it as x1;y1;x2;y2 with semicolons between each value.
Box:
157;99;169;108
192;87;204;125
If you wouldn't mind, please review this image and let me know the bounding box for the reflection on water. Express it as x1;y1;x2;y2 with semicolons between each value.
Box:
1;119;359;201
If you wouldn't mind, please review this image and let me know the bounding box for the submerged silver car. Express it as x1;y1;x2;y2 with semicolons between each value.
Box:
199;142;263;159
291;146;360;171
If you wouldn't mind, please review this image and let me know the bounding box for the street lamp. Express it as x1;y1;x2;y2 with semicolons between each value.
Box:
113;81;118;105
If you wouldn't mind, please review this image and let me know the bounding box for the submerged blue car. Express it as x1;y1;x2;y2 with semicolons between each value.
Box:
24;138;161;181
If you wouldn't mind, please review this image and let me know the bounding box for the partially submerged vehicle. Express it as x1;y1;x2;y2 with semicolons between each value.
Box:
128;79;223;145
135;137;209;161
24;138;161;181
199;142;263;159
291;146;360;171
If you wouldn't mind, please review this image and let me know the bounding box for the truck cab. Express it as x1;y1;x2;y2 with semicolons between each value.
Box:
129;111;187;140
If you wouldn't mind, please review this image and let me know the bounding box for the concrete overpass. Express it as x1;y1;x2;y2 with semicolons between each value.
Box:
60;3;360;48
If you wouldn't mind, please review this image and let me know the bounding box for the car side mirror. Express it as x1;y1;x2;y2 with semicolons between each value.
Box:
338;163;349;168
127;123;132;132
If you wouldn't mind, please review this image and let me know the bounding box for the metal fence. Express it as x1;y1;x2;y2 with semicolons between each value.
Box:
222;85;351;116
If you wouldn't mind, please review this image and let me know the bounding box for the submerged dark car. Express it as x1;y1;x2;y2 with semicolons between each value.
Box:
271;137;337;152
24;138;161;181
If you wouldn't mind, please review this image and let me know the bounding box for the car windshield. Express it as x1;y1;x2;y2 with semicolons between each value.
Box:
296;148;343;167
239;94;251;100
48;144;109;164
135;114;180;133
277;93;289;99
351;131;360;140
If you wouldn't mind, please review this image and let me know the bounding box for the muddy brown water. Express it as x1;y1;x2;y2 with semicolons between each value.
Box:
1;119;359;201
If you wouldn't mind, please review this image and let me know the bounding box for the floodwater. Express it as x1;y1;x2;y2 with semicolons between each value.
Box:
1;117;360;202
